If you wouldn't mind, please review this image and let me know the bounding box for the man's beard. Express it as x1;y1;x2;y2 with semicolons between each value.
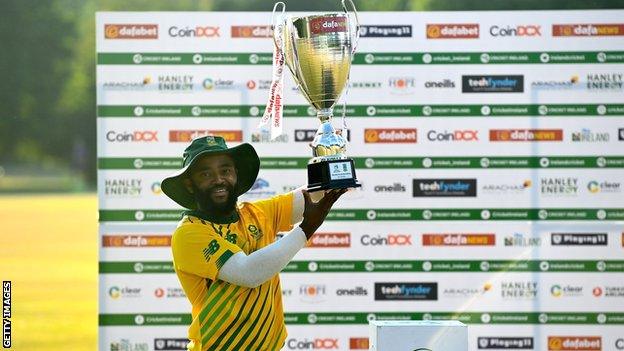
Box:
192;182;238;216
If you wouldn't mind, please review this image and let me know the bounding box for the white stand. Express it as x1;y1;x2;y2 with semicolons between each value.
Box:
369;320;468;351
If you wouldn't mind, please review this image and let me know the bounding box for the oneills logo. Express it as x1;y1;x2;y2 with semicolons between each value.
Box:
105;24;158;39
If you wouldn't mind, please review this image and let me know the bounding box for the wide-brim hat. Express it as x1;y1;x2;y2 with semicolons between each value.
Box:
161;135;260;210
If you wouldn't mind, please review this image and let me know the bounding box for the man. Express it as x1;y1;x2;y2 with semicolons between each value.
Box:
161;135;345;351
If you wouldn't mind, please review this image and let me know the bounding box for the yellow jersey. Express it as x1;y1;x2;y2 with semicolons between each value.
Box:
171;193;294;351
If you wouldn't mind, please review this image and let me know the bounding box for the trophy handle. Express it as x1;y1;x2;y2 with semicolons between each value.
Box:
341;0;360;54
270;2;286;50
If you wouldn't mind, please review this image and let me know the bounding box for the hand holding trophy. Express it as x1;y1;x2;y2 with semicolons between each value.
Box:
261;0;361;192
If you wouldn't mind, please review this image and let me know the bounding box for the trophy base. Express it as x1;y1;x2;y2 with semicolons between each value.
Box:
307;158;361;192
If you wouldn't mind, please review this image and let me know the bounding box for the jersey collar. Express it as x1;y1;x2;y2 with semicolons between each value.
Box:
183;208;240;224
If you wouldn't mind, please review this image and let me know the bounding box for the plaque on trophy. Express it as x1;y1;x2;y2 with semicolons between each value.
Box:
262;0;362;192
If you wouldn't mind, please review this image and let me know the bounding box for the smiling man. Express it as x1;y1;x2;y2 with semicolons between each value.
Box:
161;135;345;351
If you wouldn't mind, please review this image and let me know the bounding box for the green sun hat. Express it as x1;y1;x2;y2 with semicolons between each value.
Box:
161;135;260;209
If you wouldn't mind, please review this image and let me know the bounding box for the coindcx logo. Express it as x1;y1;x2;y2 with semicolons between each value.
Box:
489;25;541;37
286;338;339;350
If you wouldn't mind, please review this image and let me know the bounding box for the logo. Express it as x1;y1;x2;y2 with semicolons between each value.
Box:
462;75;524;93
106;131;158;143
336;287;368;296
547;336;601;350
504;233;542;247
619;128;624;141
286;338;339;350
310;16;347;35
531;75;579;90
349;81;382;89
246;79;273;90
482;180;532;194
593;286;624;297
587;180;621;193
251;130;288;143
501;281;537;299
422;234;495;246
443;283;492;298
102;235;171;247
349;338;369;350
424;79;455;88
553;23;624;36
477;337;534;349
168;26;220;38
108;286;141;299
374;282;437;301
169;130;242;142
299;284;326;302
295;129;350;142
110;339;149;351
202;78;235;90
413;179;477;197
427;130;479;142
571;129;610;142
364;129;417;143
231;25;272;38
373;183;406;192
550;284;583;297
586;73;623;90
102;77;152;91
551;233;607;246
359;25;412;37
489;129;563;142
361;234;412;246
426;24;479;39
105;24;158;39
154;338;190;350
104;179;142;197
540;177;579;196
306;233;351;248
155;75;194;92
489;25;541;37
388;77;416;94
154;287;185;299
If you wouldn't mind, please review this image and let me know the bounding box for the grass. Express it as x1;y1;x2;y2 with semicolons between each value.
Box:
0;194;98;350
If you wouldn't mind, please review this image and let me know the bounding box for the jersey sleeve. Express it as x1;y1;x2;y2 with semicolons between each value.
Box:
172;225;243;281
252;192;294;235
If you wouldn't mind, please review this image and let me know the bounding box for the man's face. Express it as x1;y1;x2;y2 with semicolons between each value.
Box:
185;153;238;212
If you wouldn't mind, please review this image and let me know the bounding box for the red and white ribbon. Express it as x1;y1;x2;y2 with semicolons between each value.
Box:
259;20;285;140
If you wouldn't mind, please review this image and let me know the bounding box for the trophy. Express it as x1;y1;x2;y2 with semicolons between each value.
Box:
262;0;361;192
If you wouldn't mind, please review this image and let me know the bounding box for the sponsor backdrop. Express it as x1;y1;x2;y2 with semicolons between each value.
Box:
97;10;624;351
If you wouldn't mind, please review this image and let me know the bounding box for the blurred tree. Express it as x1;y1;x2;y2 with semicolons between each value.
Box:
0;0;622;189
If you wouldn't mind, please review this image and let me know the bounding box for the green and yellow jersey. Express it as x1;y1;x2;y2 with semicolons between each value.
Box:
171;192;294;351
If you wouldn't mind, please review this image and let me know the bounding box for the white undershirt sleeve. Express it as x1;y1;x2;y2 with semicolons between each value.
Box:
216;225;307;288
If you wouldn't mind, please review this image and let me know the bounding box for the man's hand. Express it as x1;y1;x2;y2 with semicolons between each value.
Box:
299;188;347;239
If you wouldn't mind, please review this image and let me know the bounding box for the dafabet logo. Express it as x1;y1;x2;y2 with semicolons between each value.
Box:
104;24;158;39
364;129;417;143
553;24;624;36
427;24;479;39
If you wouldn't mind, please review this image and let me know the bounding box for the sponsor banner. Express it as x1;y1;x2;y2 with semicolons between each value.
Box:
462;75;524;93
102;235;171;247
97;51;624;65
104;24;158;39
553;24;624;37
359;25;412;37
426;24;480;39
477;337;534;349
97;104;624;117
169;129;242;142
364;129;417;143
98;156;624;170
99;312;624;326
99;208;624;222
230;25;272;38
547;336;601;350
422;234;496;246
99;260;624;273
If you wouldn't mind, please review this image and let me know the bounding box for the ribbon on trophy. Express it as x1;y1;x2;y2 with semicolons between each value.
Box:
259;4;286;140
